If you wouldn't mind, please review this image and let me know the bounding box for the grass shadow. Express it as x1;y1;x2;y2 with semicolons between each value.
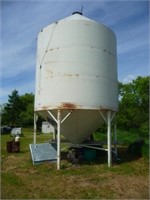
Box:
114;147;142;164
61;146;144;167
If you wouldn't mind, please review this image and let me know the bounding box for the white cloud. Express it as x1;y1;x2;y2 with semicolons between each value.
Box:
122;75;136;83
117;22;148;55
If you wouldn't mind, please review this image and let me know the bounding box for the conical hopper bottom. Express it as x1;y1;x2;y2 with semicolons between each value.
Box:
38;109;104;144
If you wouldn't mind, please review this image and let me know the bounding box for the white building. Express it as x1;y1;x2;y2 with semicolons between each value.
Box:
42;121;55;134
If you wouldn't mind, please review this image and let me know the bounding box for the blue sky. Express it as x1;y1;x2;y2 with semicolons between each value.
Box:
0;0;149;104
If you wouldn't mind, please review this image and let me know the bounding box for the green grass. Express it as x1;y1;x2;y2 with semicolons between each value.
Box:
1;128;149;199
93;129;149;145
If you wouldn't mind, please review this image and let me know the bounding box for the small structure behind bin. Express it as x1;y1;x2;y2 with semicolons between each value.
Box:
7;141;20;153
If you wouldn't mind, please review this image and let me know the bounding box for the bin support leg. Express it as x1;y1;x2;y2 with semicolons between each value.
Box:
47;110;72;170
114;121;117;158
107;111;112;167
57;110;61;170
33;113;38;144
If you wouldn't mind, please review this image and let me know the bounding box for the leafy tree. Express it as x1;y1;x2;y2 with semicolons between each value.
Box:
19;93;34;126
117;76;149;137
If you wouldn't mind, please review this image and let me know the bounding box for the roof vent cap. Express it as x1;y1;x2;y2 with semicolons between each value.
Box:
72;11;83;15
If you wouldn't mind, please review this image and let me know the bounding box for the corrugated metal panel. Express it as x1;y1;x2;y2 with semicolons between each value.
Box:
29;143;57;164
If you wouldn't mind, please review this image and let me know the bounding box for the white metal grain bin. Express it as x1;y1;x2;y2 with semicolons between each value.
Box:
34;12;118;144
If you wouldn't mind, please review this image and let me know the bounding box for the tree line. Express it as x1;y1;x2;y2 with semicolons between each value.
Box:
1;76;149;137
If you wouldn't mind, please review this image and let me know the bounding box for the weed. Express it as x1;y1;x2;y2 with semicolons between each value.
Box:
2;172;24;186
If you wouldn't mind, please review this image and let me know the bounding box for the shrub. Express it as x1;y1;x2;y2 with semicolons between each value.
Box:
142;144;149;159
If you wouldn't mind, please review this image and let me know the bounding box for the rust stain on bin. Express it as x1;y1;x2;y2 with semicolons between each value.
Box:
59;102;77;109
42;106;49;110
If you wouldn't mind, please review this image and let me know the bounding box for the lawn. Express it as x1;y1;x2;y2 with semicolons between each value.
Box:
1;128;149;199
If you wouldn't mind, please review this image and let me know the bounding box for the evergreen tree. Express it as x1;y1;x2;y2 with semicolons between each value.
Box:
2;90;22;126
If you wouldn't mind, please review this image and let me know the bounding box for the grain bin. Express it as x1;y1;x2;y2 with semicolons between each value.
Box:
34;12;118;168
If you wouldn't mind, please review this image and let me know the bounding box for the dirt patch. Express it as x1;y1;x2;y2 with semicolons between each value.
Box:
100;174;149;199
